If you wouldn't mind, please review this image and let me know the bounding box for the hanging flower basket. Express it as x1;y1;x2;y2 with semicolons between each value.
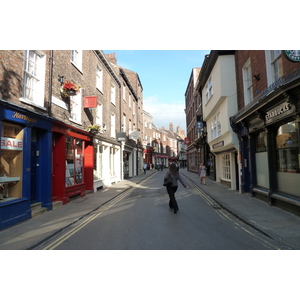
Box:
87;124;101;134
61;81;81;97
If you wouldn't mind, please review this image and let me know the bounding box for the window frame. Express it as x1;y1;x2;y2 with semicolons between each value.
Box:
111;85;116;106
71;50;82;71
110;113;116;138
205;76;213;103
21;50;46;109
242;58;253;106
69;88;82;124
221;154;231;181
96;65;103;93
265;50;281;86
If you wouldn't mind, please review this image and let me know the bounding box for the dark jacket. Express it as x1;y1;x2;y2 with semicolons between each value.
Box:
164;170;187;188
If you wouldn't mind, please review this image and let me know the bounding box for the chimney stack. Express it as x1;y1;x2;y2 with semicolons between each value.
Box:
169;123;174;133
106;52;117;65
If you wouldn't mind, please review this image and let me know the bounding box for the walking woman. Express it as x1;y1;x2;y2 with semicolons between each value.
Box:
198;162;207;185
164;163;188;214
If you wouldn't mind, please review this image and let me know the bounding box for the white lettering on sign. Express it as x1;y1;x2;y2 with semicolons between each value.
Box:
265;102;291;121
1;137;23;150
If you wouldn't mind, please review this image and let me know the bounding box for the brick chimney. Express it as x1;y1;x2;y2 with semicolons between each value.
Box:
106;52;117;65
169;123;174;132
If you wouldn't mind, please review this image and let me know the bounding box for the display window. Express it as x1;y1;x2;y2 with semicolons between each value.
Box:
276;121;299;173
0;122;24;200
276;121;300;197
255;131;269;188
66;136;84;186
255;131;267;152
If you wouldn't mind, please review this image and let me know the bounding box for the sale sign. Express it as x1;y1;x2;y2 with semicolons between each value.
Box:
1;137;23;150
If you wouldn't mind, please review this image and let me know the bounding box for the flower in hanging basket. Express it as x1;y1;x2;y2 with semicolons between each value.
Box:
61;81;81;97
87;124;101;133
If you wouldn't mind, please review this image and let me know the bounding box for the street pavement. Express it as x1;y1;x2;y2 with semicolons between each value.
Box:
1;168;300;250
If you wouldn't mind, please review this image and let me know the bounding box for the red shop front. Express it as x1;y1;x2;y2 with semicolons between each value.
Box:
52;122;94;205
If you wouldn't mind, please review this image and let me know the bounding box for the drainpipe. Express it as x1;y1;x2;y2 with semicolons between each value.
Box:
119;69;123;181
48;50;53;116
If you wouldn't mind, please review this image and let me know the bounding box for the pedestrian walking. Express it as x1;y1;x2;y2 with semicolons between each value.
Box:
198;162;207;184
143;163;148;174
164;163;188;214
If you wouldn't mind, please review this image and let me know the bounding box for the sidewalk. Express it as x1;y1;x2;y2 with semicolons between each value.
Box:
180;169;300;249
1;169;300;249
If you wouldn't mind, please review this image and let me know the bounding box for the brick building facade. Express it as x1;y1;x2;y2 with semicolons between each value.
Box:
232;50;300;214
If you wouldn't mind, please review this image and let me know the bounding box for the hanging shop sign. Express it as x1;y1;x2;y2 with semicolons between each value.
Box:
184;138;190;145
84;97;98;108
129;131;140;140
117;132;126;142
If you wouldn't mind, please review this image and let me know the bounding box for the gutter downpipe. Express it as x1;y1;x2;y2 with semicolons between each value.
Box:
48;50;53;116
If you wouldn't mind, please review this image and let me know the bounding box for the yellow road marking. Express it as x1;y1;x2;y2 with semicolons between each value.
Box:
43;186;140;250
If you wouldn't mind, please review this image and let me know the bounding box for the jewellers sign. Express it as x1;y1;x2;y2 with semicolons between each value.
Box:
265;101;294;124
1;137;23;150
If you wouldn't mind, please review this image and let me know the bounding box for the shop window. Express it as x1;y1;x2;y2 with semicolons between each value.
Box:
75;140;83;184
94;144;102;180
0;122;23;200
255;131;269;188
110;147;115;177
221;154;231;181
255;131;267;152
66;137;84;186
276;121;299;173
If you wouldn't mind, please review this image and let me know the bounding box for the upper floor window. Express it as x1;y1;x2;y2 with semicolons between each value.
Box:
129;93;132;108
265;50;281;86
111;114;116;138
242;58;253;106
22;50;46;108
70;89;82;124
123;114;126;132
71;50;82;71
96;66;103;92
211;112;221;140
122;82;126;101
205;76;213;102
111;85;116;105
96;103;103;127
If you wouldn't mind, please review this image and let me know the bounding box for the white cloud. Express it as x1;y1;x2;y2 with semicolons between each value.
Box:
143;95;186;134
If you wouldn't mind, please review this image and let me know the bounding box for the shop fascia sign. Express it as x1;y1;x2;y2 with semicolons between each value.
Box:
265;100;294;124
1;137;23;150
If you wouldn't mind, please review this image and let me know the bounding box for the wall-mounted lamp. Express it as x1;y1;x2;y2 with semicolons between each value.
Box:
58;75;64;85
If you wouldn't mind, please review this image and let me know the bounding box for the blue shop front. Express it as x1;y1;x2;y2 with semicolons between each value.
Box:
0;101;53;230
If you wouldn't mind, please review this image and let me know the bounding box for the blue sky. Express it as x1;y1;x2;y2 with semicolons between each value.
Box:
103;50;210;134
